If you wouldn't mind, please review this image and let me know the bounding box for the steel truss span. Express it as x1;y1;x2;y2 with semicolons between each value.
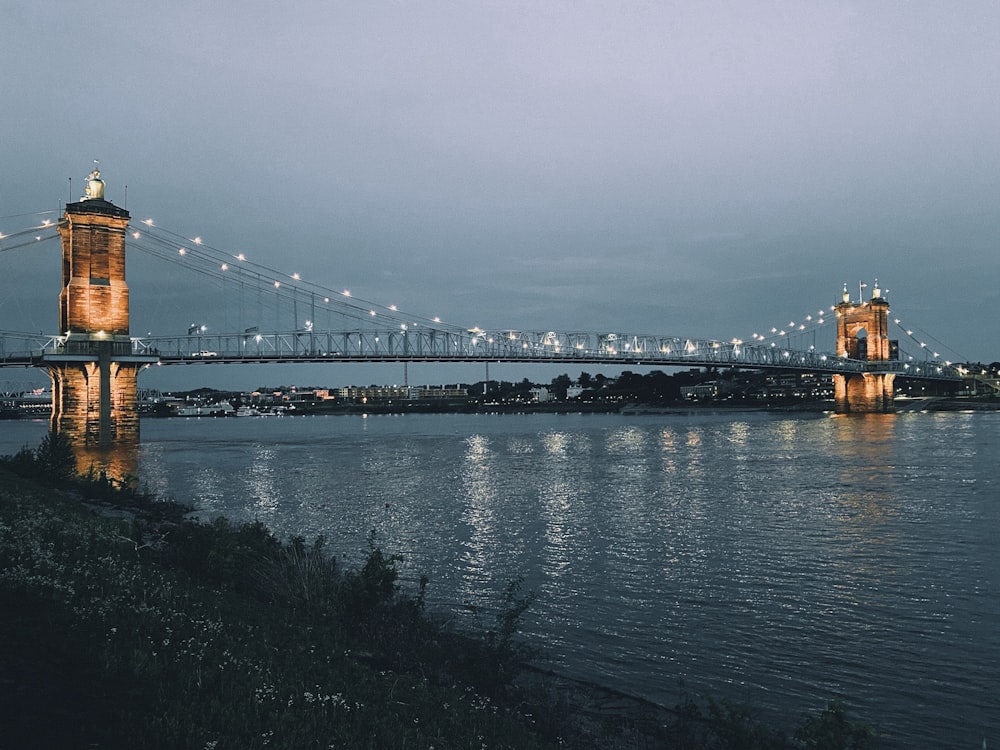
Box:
0;328;964;381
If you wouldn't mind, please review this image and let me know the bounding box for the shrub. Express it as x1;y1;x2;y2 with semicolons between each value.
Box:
794;699;879;749
33;430;76;480
161;517;282;592
339;530;402;629
254;534;340;612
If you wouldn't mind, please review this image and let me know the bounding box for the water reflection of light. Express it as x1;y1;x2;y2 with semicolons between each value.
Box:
538;431;582;584
541;431;569;456
659;427;677;474
683;427;704;480
727;421;750;447
74;444;138;481
246;446;279;515
191;468;226;508
775;419;799;444
465;433;490;461
458;434;499;604
607;426;646;454
827;414;901;591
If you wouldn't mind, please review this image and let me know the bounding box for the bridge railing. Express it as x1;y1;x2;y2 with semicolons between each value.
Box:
863;359;967;380
0;327;966;380
140;327;879;372
0;331;158;363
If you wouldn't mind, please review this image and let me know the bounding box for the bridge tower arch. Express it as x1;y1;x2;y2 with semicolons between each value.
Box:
45;167;154;448
833;282;896;413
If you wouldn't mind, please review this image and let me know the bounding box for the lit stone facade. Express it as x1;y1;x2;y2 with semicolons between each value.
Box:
833;286;896;413
46;176;148;448
57;198;131;336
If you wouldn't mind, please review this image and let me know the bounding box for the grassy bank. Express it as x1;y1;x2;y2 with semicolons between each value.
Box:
0;436;879;749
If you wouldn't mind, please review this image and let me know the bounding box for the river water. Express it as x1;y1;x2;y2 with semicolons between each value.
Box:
2;410;997;747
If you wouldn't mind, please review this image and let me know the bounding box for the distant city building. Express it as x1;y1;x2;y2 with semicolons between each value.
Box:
409;386;468;400
336;385;411;402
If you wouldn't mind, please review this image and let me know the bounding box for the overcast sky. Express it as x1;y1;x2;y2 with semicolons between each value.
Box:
2;0;998;390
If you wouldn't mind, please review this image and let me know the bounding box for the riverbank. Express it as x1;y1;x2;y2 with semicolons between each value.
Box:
154;395;1000;418
0;440;879;749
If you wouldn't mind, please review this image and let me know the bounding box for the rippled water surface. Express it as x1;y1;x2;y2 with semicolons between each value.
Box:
3;410;997;746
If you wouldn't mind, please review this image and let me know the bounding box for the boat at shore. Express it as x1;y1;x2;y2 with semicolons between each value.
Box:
234;405;286;417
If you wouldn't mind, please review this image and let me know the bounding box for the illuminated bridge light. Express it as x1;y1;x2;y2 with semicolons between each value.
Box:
178;248;186;256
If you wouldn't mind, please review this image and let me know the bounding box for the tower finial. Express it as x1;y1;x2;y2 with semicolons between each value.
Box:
842;282;850;304
82;160;105;201
872;278;881;299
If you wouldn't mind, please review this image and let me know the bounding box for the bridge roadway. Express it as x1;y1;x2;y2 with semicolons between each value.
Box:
0;328;966;381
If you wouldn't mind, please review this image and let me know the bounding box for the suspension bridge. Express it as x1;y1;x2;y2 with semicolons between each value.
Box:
0;168;976;449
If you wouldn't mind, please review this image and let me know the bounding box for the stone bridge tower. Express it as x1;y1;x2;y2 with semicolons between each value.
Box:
833;281;897;413
46;167;155;448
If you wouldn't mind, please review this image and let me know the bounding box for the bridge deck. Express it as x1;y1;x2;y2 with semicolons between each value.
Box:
0;328;965;380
